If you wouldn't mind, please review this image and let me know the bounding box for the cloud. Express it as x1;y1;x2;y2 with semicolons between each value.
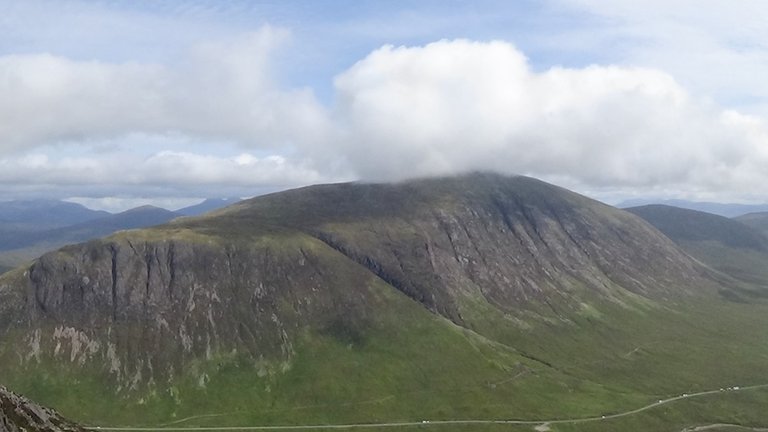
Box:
551;0;768;116
0;149;333;200
0;26;330;153
2;29;768;204
330;39;768;200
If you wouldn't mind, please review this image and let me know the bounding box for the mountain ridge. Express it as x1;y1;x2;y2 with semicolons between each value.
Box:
735;211;768;237
618;198;768;218
0;200;109;229
626;204;768;252
626;204;768;290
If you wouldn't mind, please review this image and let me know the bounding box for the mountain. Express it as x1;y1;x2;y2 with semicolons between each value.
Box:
0;200;110;257
0;206;181;274
735;212;768;236
618;198;768;218
176;198;241;216
48;205;181;240
2;174;768;430
626;204;768;288
0;200;109;230
0;386;83;432
0;205;181;251
625;205;768;252
0;200;109;273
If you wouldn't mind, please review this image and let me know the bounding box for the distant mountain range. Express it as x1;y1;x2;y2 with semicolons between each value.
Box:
618;198;768;218
0;199;110;229
0;198;241;273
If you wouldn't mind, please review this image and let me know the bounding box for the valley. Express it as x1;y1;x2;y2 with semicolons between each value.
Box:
71;384;768;430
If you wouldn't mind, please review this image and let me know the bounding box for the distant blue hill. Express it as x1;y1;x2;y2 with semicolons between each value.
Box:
0;197;243;274
0;204;180;273
0;199;110;229
0;205;180;252
617;199;768;218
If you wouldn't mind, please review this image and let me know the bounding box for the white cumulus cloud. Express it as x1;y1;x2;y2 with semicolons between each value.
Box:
0;27;330;153
330;39;768;200
2;32;768;204
0;149;332;201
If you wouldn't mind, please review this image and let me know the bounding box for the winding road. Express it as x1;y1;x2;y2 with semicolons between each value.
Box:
680;425;768;432
85;383;768;431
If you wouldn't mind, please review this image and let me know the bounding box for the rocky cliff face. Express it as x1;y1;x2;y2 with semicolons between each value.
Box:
1;232;381;392
0;173;719;392
0;386;83;432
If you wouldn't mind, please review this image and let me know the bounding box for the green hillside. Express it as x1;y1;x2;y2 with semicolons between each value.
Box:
736;212;768;237
627;204;768;289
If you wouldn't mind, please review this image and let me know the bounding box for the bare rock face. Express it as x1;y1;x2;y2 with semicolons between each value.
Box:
0;386;83;432
1;234;376;391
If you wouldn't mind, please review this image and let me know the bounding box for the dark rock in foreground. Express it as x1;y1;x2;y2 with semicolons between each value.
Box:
0;386;83;432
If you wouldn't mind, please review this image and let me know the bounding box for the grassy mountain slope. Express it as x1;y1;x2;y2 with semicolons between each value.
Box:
1;174;768;431
627;205;768;289
736;211;768;236
624;205;768;251
618;198;768;218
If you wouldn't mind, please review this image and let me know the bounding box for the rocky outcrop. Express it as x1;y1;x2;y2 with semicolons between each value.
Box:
0;386;83;432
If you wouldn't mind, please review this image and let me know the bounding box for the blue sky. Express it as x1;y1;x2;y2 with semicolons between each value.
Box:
2;0;768;211
1;1;599;98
